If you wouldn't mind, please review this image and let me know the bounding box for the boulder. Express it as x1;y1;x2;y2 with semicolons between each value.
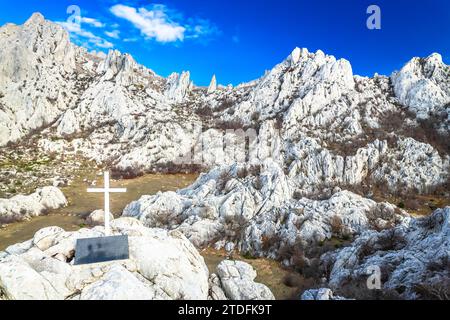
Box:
86;210;114;227
0;187;67;224
0;255;62;300
215;260;275;300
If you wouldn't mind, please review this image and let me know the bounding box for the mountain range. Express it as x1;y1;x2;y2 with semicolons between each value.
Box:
0;13;449;300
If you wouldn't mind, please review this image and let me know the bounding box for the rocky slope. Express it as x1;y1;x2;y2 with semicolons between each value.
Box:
0;216;273;300
1;14;448;193
123;160;409;257
322;207;450;300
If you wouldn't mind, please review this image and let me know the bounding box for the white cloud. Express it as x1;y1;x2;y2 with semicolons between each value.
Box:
185;18;221;42
110;4;185;43
81;17;105;28
105;30;120;39
110;4;220;44
59;21;113;49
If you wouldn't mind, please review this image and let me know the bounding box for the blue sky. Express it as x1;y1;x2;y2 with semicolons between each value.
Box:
0;0;449;86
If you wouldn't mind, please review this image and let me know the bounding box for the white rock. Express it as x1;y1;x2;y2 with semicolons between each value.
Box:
392;53;449;121
0;13;76;146
207;74;217;94
165;71;192;103
0;255;63;300
86;210;114;227
290;47;301;65
0;218;214;300
33;226;65;251
129;229;209;300
208;273;228;300
0;187;67;224
301;288;348;300
80;265;155;300
216;260;274;300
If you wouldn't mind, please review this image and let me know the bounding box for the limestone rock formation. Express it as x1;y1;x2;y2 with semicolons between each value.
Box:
0;13;76;146
0;13;449;300
392;53;449;124
165;71;192;103
123;160;408;261
210;260;275;300
207;74;217;94
0;187;67;224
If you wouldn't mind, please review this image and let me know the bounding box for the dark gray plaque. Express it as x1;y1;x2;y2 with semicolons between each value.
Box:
74;235;129;265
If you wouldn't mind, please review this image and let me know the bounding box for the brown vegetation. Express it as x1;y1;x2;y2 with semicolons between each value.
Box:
195;105;214;118
330;215;344;236
334;276;402;300
414;280;450;300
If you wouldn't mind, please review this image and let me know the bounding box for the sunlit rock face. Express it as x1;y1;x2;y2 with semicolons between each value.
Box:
392;53;450;125
123;160;410;259
0;13;77;146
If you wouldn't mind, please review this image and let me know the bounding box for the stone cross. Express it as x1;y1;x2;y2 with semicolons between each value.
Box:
87;171;126;236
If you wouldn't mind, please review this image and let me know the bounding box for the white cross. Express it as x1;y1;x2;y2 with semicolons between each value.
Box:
87;171;126;236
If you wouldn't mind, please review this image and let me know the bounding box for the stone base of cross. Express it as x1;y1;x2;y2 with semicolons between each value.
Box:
87;171;126;236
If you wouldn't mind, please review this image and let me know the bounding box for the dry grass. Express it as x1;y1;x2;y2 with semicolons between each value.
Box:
346;181;450;217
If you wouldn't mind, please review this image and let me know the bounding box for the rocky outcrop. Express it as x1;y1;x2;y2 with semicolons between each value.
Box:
392;53;449;123
0;13;77;146
207;75;217;94
165;71;192;103
0;218;276;300
86;209;114;227
209;260;274;300
0;187;67;224
322;207;450;300
0;218;209;300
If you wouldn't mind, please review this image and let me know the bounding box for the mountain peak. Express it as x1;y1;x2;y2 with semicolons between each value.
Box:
25;12;45;26
425;52;443;65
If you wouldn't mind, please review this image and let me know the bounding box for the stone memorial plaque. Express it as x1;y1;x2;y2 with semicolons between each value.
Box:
74;235;129;265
